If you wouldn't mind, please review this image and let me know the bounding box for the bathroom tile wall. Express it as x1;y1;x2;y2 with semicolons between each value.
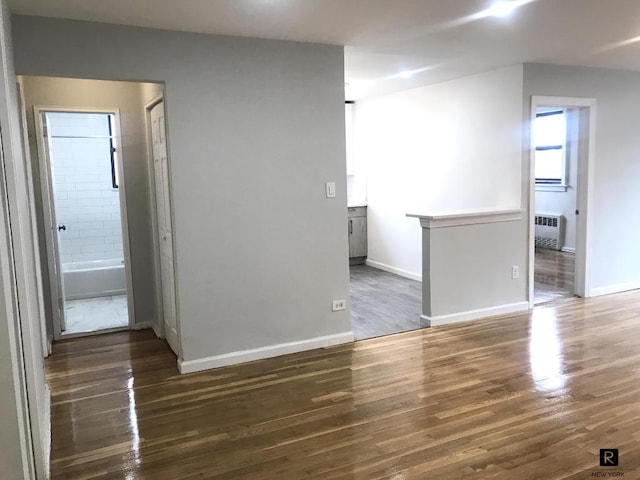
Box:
48;112;124;265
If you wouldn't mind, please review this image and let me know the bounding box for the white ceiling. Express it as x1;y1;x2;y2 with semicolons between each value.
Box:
9;0;640;99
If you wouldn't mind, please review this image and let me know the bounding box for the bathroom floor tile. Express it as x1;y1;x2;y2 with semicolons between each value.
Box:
63;295;129;335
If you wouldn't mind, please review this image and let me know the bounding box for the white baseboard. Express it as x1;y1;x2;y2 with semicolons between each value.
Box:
365;259;422;282
421;301;529;327
561;247;575;253
151;321;162;339
132;321;153;331
590;281;640;297
178;331;354;374
43;384;51;480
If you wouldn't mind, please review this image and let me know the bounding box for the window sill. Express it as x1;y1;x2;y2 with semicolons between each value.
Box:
535;184;568;192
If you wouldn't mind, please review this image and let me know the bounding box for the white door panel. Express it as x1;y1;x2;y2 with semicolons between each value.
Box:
150;101;179;355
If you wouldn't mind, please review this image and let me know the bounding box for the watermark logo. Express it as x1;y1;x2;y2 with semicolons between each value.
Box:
600;449;619;467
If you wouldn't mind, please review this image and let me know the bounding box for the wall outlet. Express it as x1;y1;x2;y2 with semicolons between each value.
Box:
325;181;336;198
332;300;346;311
512;265;520;279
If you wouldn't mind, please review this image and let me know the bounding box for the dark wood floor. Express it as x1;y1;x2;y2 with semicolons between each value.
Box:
349;265;421;340
47;290;640;479
534;248;575;305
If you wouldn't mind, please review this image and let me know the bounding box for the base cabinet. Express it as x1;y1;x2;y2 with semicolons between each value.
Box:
348;206;367;265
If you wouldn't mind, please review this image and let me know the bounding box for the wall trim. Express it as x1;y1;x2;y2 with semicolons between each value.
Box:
561;247;575;254
365;259;422;282
43;385;51;480
178;331;354;374
132;321;153;331
407;208;523;229
590;282;640;298
421;301;529;327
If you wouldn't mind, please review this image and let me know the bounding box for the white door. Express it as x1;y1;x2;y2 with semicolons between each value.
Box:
40;113;67;334
150;101;179;354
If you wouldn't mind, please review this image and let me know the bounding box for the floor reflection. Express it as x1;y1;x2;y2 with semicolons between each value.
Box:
529;307;566;392
127;377;140;465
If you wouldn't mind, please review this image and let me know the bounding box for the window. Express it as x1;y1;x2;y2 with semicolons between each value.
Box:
534;109;566;185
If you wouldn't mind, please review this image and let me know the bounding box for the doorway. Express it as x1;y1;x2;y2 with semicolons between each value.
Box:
35;108;134;337
529;96;596;306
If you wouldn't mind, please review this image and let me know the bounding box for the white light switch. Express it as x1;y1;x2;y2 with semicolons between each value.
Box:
325;182;336;198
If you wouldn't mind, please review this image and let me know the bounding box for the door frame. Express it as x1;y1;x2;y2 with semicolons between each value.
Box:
143;92;181;357
34;106;136;338
528;96;596;307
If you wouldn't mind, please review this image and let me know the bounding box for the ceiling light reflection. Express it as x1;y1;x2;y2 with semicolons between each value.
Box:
387;66;435;80
127;377;141;468
442;0;535;29
594;35;640;53
529;308;566;392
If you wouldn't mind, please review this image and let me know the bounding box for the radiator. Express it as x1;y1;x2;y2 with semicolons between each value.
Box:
535;214;565;250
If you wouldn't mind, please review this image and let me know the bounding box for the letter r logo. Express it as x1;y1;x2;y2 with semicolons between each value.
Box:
599;449;619;467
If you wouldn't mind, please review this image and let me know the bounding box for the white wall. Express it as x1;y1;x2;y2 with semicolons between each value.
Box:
13;16;353;364
21;76;161;330
346;103;367;206
524;64;640;294
534;108;578;252
356;65;524;279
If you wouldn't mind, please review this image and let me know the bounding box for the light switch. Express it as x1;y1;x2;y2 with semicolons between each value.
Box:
325;182;336;198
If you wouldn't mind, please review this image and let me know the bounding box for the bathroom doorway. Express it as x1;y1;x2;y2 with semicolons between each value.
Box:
35;108;134;337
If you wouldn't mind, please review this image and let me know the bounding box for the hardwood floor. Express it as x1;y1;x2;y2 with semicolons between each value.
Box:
350;265;422;340
534;248;576;305
47;290;640;479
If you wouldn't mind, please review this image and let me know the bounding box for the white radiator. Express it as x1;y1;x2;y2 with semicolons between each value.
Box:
535;214;565;250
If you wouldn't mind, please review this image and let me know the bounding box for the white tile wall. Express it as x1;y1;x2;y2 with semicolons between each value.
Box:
47;112;124;265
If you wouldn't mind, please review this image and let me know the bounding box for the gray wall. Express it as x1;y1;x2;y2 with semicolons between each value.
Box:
524;63;640;293
425;219;527;317
21;75;161;331
12;15;352;361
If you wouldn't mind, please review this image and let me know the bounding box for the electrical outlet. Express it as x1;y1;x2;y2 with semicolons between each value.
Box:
512;265;520;279
332;300;346;311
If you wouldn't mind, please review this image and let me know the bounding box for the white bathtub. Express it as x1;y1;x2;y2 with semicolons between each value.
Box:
63;259;126;300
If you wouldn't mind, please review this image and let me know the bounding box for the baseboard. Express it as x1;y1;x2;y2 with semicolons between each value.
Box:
421;301;529;327
590;281;640;297
178;331;354;374
561;247;575;253
43;384;51;480
151;321;162;339
365;259;422;282
132;321;152;331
